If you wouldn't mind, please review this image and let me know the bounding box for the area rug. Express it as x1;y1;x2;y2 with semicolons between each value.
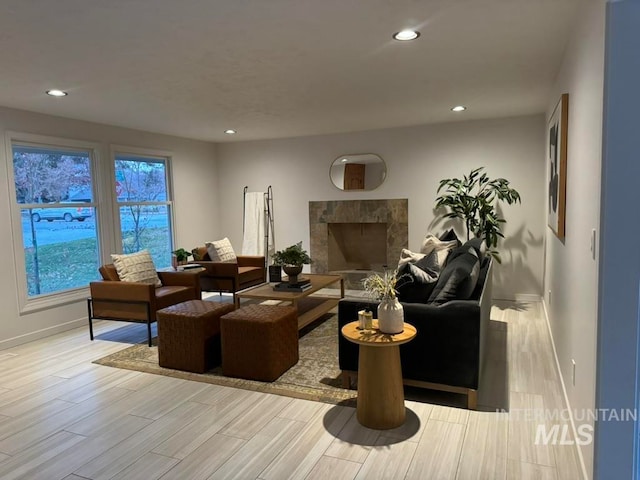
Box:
94;313;358;406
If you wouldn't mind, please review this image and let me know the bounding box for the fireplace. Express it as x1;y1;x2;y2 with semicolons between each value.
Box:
309;199;408;288
328;223;388;271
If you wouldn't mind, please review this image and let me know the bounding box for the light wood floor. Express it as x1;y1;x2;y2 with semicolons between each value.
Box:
0;300;584;479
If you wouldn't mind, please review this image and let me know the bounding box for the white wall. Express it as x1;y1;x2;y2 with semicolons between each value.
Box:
216;115;545;299
543;0;606;477
0;106;218;348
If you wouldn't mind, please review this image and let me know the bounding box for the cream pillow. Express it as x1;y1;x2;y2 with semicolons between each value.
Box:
397;248;426;269
420;235;458;266
205;237;237;263
111;250;161;286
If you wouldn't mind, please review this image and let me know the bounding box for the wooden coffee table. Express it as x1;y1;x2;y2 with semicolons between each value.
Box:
341;320;417;429
235;274;344;330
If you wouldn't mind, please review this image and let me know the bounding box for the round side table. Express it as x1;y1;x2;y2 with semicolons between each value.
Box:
341;320;417;429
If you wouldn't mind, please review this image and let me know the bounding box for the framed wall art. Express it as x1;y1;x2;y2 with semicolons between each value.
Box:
548;93;568;240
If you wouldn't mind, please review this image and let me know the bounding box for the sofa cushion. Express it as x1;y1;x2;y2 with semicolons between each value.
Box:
428;246;480;305
155;286;197;310
396;277;437;303
111;250;161;286
206;238;237;263
238;266;265;284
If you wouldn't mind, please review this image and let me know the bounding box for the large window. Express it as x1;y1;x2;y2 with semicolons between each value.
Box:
8;136;177;311
11;143;99;298
115;154;173;268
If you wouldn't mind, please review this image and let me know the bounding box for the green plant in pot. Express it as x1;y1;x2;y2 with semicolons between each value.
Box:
435;167;521;263
172;248;193;265
272;242;311;284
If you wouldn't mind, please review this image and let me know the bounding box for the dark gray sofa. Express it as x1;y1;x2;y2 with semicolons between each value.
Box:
338;255;492;409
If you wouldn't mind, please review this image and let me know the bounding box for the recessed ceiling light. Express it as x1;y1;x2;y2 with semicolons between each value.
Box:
451;105;467;112
46;89;67;97
224;129;236;135
393;29;420;41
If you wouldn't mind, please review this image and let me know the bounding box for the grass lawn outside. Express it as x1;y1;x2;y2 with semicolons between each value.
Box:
24;228;170;296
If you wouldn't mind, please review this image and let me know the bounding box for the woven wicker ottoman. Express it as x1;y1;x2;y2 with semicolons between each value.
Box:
220;304;299;381
157;300;235;373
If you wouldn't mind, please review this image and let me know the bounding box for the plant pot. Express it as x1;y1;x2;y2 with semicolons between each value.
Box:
378;297;404;334
283;265;303;285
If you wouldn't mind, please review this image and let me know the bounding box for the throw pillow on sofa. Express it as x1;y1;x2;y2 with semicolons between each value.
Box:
447;238;487;263
439;228;462;246
397;248;441;283
205;237;237;263
420;234;458;266
111;249;161;286
427;246;480;305
458;237;487;262
396;248;441;303
397;248;425;268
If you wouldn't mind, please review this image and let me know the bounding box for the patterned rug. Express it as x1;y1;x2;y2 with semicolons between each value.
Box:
93;313;358;406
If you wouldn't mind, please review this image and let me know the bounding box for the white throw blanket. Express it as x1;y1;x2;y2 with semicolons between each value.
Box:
242;192;265;256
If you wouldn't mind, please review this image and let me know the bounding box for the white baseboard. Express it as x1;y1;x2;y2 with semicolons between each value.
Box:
541;299;589;480
0;317;86;351
492;293;543;302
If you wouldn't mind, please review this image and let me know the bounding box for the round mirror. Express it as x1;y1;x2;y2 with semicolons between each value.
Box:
330;153;386;191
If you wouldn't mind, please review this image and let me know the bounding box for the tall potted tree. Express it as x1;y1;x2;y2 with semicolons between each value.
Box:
435;167;521;262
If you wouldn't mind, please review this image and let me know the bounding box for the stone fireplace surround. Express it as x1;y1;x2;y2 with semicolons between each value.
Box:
309;199;408;285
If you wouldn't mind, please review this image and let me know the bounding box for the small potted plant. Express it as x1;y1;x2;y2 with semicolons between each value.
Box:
362;269;405;334
272;242;312;284
172;248;193;268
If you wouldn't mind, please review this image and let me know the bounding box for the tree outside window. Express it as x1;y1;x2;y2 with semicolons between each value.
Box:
12;144;98;296
115;155;173;268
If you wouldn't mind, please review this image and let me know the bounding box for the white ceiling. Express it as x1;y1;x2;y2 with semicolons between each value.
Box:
0;0;581;142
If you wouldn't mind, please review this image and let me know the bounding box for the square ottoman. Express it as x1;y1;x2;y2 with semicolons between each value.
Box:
157;299;235;373
220;304;298;381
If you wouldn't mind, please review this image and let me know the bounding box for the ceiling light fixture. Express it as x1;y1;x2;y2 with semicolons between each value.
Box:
46;89;67;97
224;129;236;135
451;105;467;112
393;29;420;41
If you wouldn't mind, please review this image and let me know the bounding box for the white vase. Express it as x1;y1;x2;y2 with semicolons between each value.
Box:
378;297;404;334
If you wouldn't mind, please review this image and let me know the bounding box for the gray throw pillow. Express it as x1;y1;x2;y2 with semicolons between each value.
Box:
428;247;480;305
439;228;461;246
396;248;443;302
464;237;487;262
408;250;440;283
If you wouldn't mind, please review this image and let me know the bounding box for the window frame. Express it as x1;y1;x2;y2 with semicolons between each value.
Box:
109;145;176;267
5;131;103;313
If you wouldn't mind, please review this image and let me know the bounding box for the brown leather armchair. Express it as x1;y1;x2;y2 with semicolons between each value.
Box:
88;264;201;346
190;247;266;303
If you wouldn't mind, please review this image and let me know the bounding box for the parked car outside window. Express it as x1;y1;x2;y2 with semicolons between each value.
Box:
31;202;93;222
